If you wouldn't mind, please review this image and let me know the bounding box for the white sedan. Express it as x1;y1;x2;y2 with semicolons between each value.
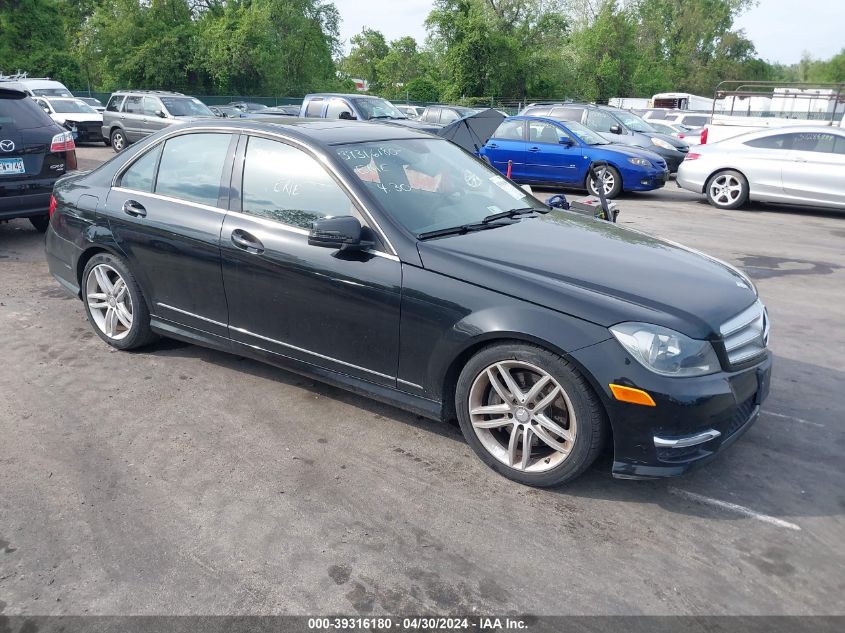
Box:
32;96;104;143
676;126;845;210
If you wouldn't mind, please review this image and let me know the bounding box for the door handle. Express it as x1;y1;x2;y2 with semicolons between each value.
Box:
122;200;146;218
231;229;264;254
528;146;541;152
487;143;498;149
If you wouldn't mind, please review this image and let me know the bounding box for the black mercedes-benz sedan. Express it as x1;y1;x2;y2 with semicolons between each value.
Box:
45;119;772;487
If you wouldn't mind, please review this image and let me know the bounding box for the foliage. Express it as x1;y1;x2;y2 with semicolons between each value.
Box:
0;0;842;101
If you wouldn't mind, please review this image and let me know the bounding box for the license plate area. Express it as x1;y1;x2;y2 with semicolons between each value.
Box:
0;157;25;175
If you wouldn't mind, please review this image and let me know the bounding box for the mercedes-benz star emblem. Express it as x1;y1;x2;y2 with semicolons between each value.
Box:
0;140;15;152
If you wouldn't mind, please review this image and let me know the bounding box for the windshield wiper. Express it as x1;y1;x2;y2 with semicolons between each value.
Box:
482;207;547;223
418;221;513;240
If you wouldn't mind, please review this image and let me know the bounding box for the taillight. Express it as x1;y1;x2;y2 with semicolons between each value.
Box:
49;195;57;218
684;152;702;161
50;131;76;153
700;127;708;144
678;133;686;139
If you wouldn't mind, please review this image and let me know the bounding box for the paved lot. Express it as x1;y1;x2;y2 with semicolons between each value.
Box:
1;146;843;616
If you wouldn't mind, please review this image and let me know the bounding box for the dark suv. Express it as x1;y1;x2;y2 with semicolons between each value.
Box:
0;88;77;232
521;103;690;172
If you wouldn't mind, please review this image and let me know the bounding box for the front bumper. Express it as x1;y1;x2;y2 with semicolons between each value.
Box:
623;166;670;192
571;338;772;479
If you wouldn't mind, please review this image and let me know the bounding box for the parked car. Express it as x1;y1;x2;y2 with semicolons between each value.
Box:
0;87;76;232
395;104;424;119
76;96;105;113
0;76;73;98
228;101;267;113
419;105;481;125
299;93;441;132
102;90;216;152
33;97;104;143
646;110;711;128
256;105;300;116
647;120;704;145
45;118;771;487
480;116;668;198
677;126;845;210
209;105;247;118
521;103;689;172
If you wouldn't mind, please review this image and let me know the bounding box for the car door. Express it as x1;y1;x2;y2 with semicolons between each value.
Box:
782;131;845;207
106;131;237;337
219;134;401;386
482;119;527;179
120;96;146;141
524;121;583;184
143;97;167;135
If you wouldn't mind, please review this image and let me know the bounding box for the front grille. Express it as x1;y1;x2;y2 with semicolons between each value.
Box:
724;394;756;438
720;300;769;366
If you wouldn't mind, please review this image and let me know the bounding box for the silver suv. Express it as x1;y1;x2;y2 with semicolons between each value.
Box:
102;90;215;152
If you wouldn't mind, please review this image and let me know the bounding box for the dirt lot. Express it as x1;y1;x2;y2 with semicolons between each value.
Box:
1;145;843;616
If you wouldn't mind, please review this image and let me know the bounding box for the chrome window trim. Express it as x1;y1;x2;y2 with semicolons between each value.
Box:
112;186;225;215
156;302;227;328
654;429;721;448
110;124;398;256
230;326;395;381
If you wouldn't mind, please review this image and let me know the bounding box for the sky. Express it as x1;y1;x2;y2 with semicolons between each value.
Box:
333;0;845;64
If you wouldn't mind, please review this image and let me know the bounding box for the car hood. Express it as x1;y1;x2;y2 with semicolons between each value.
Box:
590;143;666;164
416;212;756;339
51;113;102;123
650;131;688;150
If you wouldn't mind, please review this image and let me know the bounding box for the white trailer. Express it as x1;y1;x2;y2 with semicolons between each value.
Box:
608;97;651;109
703;81;845;144
651;92;713;111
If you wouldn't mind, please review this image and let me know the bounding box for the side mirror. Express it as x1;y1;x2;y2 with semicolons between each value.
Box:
308;216;372;251
338;111;356;120
156;110;167;118
609;124;622;134
559;137;574;146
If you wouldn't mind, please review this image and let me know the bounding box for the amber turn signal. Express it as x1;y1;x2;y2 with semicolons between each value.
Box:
609;384;656;407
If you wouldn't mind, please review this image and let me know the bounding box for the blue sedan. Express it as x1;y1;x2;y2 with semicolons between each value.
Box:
480;116;670;198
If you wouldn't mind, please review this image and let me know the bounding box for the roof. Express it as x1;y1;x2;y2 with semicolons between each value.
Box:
0;87;26;98
180;117;435;146
306;93;385;100
112;89;185;96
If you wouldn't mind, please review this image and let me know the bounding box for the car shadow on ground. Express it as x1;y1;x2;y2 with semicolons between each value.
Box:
134;339;843;525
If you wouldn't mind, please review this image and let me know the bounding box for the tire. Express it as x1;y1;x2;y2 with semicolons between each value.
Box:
586;164;623;199
29;215;50;233
455;342;607;487
81;253;157;350
103;137;111;147
705;169;748;210
110;128;128;153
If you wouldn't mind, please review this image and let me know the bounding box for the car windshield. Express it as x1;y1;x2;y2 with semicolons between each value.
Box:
353;97;407;120
337;138;546;237
50;99;97;114
612;110;657;133
31;88;73;97
160;97;214;117
564;120;609;145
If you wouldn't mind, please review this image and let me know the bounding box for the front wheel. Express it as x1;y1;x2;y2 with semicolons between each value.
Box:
586;165;622;199
705;169;748;209
82;253;157;349
455;343;607;487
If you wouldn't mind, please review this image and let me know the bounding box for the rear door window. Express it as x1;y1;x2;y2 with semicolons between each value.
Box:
155;133;233;207
0;95;54;129
123;96;144;115
305;98;324;117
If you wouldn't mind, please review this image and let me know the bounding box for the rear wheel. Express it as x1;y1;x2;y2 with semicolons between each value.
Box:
82;253;157;350
705;169;748;209
586;165;622;199
29;215;49;233
455;342;607;487
110;129;127;153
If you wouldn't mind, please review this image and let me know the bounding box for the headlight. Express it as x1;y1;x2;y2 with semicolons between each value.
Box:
650;137;675;151
628;157;651;167
610;322;720;377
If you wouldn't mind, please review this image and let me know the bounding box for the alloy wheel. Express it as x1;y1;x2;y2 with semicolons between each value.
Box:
591;169;615;196
86;264;133;340
112;132;125;151
709;173;744;206
468;360;577;473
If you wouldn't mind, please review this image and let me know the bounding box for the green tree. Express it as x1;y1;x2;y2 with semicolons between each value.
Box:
339;27;389;91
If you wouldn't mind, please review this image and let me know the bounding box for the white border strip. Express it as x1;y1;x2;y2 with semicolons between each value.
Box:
669;488;801;531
